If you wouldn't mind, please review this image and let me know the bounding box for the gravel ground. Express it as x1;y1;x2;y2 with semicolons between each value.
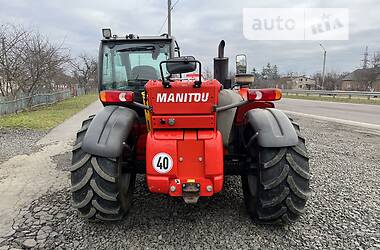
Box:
0;128;47;164
0;116;379;250
51;152;71;172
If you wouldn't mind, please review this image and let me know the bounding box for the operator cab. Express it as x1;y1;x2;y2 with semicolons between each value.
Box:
98;29;179;107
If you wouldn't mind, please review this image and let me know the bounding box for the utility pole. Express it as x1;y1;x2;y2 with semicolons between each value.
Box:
320;43;326;90
167;0;172;36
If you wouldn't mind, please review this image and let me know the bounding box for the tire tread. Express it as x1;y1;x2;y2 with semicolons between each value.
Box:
70;115;134;221
242;122;310;224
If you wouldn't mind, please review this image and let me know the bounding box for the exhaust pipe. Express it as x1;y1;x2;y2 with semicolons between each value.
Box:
214;40;230;88
218;40;225;58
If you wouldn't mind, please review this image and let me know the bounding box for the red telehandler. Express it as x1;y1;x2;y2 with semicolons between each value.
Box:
70;29;310;224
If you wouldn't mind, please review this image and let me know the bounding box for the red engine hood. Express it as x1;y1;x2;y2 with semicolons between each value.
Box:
145;79;221;115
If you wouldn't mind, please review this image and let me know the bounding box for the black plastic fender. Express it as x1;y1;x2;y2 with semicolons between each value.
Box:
82;105;138;158
246;108;298;148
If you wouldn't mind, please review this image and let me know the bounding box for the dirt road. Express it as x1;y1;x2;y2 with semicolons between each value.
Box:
0;101;102;237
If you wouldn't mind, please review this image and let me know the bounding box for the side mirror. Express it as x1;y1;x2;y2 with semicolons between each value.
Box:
159;56;202;88
236;54;247;74
165;56;197;74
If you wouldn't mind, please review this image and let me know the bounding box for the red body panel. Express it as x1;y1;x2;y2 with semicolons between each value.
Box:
145;80;221;115
134;124;148;160
142;80;279;198
238;87;249;100
234;87;275;125
145;80;223;197
146;130;224;196
235;101;274;125
151;115;215;129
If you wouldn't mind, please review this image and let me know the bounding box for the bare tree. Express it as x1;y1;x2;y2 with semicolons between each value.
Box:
71;53;97;93
202;66;213;80
0;24;71;101
20;31;71;96
0;24;29;98
372;51;380;68
360;69;378;91
313;71;349;90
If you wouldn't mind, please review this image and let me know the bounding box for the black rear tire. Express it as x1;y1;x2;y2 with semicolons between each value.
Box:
70;116;135;221
242;121;311;224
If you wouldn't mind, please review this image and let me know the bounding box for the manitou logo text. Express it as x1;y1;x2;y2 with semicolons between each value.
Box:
156;93;209;103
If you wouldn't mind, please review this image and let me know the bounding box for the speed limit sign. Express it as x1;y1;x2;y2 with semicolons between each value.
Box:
152;152;173;174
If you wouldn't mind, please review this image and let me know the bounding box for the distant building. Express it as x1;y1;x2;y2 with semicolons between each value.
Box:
288;76;316;90
341;68;380;91
253;75;316;90
376;74;380;91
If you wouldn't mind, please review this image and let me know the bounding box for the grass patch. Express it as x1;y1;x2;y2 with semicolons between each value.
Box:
0;94;98;130
284;94;380;105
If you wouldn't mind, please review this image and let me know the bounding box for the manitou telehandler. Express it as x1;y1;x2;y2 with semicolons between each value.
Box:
70;29;310;224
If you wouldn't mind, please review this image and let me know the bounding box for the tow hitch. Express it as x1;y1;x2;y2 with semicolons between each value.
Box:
182;182;200;204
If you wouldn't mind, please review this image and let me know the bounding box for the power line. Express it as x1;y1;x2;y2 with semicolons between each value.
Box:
171;0;180;10
157;0;181;34
158;16;169;34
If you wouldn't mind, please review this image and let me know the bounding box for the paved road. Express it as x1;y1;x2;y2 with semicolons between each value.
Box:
276;98;380;129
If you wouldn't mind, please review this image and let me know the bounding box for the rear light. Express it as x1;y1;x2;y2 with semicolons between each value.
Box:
99;90;134;103
247;88;282;101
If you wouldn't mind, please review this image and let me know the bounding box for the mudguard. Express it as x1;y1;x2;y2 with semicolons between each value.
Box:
82;105;138;158
246;108;298;148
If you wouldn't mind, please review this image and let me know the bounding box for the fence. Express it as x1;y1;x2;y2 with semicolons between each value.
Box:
0;90;72;116
282;90;380;100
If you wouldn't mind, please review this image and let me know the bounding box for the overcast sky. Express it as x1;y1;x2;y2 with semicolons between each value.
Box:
1;0;380;75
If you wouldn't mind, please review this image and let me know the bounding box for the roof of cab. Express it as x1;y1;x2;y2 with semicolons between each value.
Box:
101;34;174;42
